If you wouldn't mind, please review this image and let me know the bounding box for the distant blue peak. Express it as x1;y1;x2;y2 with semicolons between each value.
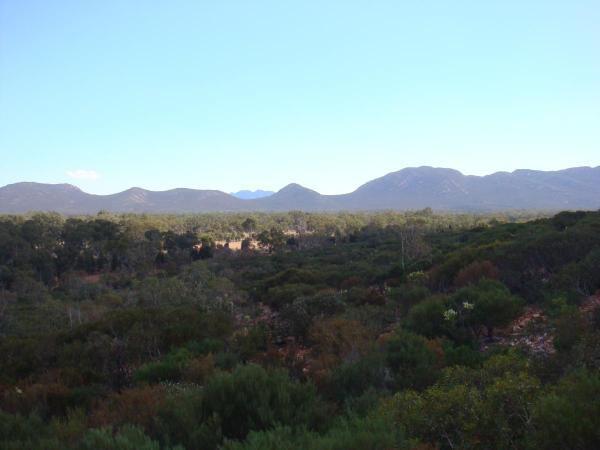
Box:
231;190;275;199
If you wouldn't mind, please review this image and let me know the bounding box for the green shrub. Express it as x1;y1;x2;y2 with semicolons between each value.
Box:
78;425;183;450
529;370;600;450
200;364;324;442
222;414;410;450
135;348;193;384
0;412;61;450
386;330;440;390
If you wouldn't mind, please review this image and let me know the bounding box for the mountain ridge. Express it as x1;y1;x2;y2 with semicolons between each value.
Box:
2;166;600;213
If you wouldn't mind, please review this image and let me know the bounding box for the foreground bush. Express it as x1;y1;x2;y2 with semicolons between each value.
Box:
222;414;411;450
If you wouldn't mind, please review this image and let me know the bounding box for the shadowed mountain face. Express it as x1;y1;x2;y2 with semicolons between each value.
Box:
2;166;600;213
0;183;90;213
339;167;472;210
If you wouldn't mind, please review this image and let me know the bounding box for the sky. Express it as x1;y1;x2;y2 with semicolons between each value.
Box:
1;1;599;195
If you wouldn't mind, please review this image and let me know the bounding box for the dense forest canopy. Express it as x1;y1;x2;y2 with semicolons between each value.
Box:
1;210;599;449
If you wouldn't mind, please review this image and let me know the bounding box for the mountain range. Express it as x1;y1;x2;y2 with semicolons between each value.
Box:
1;166;600;214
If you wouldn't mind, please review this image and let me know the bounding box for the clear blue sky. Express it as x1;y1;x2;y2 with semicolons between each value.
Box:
1;1;599;195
